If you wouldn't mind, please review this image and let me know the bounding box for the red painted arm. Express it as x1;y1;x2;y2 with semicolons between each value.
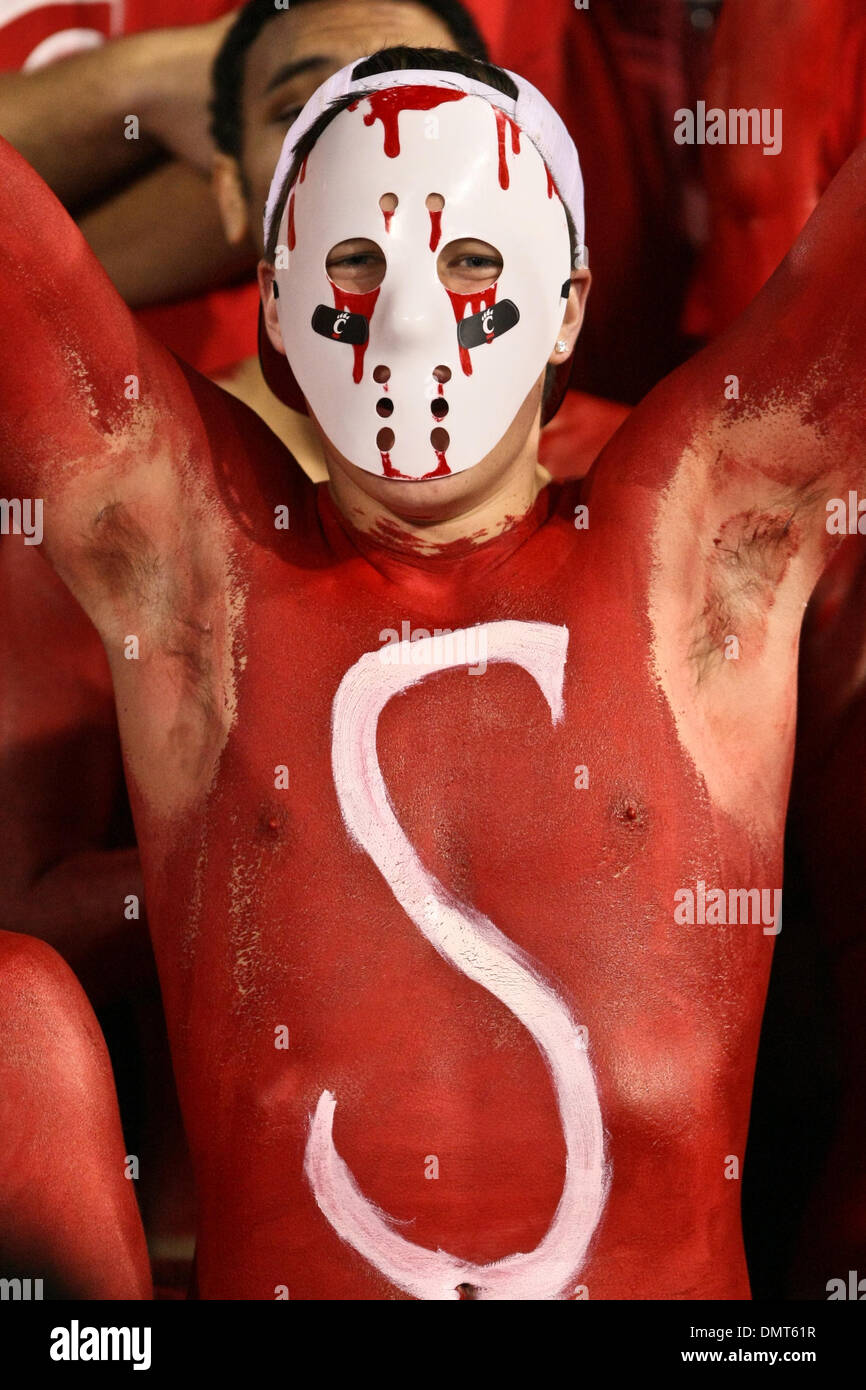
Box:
592;134;866;606
684;0;866;337
0;932;152;1298
0;135;176;552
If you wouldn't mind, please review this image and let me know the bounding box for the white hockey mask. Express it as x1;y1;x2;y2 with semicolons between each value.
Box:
270;85;574;481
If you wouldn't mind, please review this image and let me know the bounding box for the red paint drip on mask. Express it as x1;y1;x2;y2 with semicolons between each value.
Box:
429;208;442;251
437;382;443;396
446;282;498;376
361;86;465;157
380;451;412;479
330;281;381;383
286;191;296;251
494;108;521;190
383;208;394;234
299;154;309;183
424;451;451;478
545;165;556;198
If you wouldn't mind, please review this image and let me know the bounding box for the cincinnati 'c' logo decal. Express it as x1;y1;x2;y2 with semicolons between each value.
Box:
312;305;370;344
457;299;520;350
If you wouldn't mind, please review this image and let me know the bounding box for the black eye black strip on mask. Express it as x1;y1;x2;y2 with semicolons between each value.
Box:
311;305;370;345
456;299;520;350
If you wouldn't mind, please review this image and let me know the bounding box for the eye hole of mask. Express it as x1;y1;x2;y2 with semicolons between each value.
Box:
326;238;386;293
436;238;503;295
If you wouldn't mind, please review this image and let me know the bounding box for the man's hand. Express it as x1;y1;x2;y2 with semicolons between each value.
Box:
121;14;237;174
78;158;255;308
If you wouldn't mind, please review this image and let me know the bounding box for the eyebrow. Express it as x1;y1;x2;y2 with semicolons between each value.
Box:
264;55;331;95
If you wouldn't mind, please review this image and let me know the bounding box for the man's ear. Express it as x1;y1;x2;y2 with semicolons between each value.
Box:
212;153;251;247
547;268;591;365
258;261;286;356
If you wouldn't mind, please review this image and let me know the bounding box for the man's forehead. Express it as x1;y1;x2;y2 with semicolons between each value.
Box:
304;92;531;191
286;92;564;257
246;1;456;100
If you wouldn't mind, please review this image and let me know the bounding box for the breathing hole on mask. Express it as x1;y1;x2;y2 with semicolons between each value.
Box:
379;193;398;232
431;428;450;451
373;365;391;383
431;398;449;419
432;365;451;383
377;427;395;451
437;238;503;294
425;193;445;211
376;398;394;417
325;237;386;293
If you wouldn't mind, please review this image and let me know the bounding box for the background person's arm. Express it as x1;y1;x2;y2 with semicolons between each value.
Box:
0;15;234;210
0;41;159;208
78;158;255;308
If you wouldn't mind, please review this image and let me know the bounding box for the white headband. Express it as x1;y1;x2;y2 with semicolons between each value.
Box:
264;61;587;268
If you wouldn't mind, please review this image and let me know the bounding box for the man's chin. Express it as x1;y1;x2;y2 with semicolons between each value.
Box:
335;455;485;521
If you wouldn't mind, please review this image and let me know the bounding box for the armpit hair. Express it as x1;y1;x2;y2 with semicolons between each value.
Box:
689;498;807;684
85;500;162;603
84;501;217;718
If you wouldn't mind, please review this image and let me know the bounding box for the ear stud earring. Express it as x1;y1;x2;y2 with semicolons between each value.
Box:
555;340;567;353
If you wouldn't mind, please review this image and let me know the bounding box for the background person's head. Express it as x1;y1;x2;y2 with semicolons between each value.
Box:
259;46;590;523
211;0;487;256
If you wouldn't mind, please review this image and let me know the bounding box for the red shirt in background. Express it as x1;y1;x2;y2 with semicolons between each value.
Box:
0;1;231;68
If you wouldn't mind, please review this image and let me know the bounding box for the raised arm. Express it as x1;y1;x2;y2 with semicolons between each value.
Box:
0;134;156;486
0;135;316;823
582;137;866;832
0;133;218;617
684;0;866;336
590;135;866;609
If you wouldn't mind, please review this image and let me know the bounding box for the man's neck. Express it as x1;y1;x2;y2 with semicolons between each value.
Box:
322;429;551;558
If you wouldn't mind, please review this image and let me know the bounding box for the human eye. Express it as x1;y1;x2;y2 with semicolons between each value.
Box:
272;103;303;128
326;240;386;292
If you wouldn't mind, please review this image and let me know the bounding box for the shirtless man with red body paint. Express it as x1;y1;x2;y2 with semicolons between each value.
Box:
1;40;864;1298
